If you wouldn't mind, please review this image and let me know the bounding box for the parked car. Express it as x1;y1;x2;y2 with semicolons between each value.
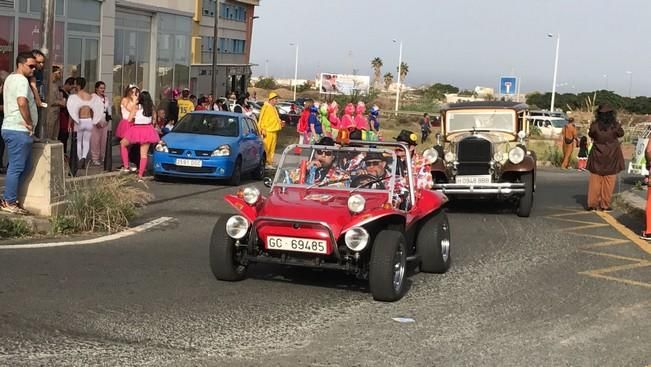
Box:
209;141;450;302
529;109;568;119
276;101;302;115
431;101;536;217
527;116;568;138
152;111;265;185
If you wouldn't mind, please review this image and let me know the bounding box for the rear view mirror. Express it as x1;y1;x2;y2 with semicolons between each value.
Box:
263;177;273;188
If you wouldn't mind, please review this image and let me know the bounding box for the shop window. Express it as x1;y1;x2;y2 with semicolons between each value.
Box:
17;18;65;65
0;16;15;75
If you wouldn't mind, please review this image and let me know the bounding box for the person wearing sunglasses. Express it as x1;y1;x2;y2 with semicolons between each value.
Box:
306;137;337;184
1;52;39;215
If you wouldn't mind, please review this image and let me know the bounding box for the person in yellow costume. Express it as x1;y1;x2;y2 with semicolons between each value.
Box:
258;92;284;168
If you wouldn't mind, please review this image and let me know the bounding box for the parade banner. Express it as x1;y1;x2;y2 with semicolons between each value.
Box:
319;73;370;95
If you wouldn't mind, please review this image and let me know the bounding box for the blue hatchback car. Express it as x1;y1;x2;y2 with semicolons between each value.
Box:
153;111;265;185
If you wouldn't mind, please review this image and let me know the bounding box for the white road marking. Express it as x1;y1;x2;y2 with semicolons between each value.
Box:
0;216;174;250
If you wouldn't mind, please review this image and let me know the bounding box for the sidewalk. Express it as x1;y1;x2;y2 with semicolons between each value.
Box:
614;186;646;219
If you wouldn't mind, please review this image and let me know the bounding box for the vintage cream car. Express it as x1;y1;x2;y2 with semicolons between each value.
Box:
431;101;536;217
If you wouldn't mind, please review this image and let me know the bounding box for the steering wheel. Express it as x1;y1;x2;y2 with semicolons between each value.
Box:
352;174;386;189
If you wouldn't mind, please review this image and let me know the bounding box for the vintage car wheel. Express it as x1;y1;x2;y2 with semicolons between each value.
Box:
369;230;407;302
209;216;248;281
228;157;242;186
251;154;266;180
416;211;451;273
517;172;534;217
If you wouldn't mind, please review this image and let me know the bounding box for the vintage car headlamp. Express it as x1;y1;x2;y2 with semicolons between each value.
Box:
347;194;366;214
422;148;439;164
225;215;249;239
344;227;370;252
508;146;525;164
494;152;508;163
444;152;455;162
155;141;168;153
242;187;260;205
517;130;527;140
211;144;231;157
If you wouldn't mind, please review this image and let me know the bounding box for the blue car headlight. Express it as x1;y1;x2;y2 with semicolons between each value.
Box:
212;144;231;157
155;141;168;153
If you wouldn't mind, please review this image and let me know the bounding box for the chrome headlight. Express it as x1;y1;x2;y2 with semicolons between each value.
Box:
155;142;168;153
508;146;525;164
444;151;455;162
347;194;366;214
344;227;370;252
242;187;260;205
422;148;439;164
212;144;231;157
225;215;249;239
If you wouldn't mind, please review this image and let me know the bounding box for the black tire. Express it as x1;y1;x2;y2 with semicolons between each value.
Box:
251;154;265;180
228;157;242;186
517;171;534;217
369;230;408;302
209;216;247;281
416;211;451;273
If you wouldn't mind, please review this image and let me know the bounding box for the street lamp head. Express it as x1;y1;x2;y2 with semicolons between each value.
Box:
547;33;553;38
626;71;633;74
252;16;260;20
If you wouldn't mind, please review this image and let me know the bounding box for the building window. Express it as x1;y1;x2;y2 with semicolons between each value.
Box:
17;18;65;65
113;11;152;104
157;14;191;101
201;0;215;17
0;16;15;75
220;3;246;22
67;0;100;22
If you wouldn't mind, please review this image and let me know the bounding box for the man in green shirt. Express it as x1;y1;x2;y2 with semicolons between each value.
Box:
1;52;38;215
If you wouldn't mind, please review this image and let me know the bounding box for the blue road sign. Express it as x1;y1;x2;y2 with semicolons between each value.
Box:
499;76;517;95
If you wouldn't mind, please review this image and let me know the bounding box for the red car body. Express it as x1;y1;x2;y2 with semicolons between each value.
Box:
211;142;452;302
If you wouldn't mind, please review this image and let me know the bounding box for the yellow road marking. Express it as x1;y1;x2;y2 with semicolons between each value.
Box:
578;272;651;289
545;208;651;289
596;211;651;255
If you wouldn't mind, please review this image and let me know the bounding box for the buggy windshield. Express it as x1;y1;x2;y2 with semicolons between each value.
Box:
274;144;398;194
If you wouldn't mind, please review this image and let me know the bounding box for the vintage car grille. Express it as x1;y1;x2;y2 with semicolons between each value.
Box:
457;136;491;176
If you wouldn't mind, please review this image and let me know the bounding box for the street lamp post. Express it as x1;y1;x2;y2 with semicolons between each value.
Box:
393;39;403;114
290;42;299;101
626;71;633;98
547;33;560;113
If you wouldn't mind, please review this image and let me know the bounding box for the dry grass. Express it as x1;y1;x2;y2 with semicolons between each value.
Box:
51;176;153;234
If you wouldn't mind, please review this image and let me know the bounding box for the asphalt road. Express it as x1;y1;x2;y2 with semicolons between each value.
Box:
1;168;650;367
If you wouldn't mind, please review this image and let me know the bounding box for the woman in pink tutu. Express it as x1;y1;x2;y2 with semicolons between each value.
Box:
115;84;139;139
119;91;160;181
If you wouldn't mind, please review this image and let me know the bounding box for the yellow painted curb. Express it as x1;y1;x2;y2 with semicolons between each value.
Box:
596;211;651;256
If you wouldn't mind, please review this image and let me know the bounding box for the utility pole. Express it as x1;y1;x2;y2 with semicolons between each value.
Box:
40;0;55;140
210;0;220;98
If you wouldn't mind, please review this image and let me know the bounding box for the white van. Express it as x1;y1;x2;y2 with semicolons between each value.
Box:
527;116;568;138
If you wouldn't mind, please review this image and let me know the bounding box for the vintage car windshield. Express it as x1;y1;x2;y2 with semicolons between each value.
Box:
274;144;398;194
446;109;516;133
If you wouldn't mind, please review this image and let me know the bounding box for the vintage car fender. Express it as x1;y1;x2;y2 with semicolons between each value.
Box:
430;159;446;173
224;194;259;223
501;156;535;173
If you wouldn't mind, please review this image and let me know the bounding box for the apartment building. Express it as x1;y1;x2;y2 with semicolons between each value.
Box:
0;0;259;108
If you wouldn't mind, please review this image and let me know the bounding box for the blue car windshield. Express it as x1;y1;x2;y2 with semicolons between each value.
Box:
174;114;239;137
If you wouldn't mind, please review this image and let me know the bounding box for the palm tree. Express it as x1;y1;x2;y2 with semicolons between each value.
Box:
371;57;383;88
397;62;409;84
383;72;394;91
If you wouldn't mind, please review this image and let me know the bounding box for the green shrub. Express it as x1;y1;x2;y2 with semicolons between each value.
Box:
254;77;277;90
543;146;564;167
0;217;32;239
51;176;153;234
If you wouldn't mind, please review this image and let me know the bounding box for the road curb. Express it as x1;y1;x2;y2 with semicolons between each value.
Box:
613;189;646;220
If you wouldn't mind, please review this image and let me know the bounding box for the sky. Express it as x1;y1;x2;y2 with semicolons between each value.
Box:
250;0;651;97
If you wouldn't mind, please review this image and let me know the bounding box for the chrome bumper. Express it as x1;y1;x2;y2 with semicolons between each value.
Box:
433;182;525;195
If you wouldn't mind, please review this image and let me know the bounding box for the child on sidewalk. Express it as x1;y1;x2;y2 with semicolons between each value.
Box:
577;136;589;171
